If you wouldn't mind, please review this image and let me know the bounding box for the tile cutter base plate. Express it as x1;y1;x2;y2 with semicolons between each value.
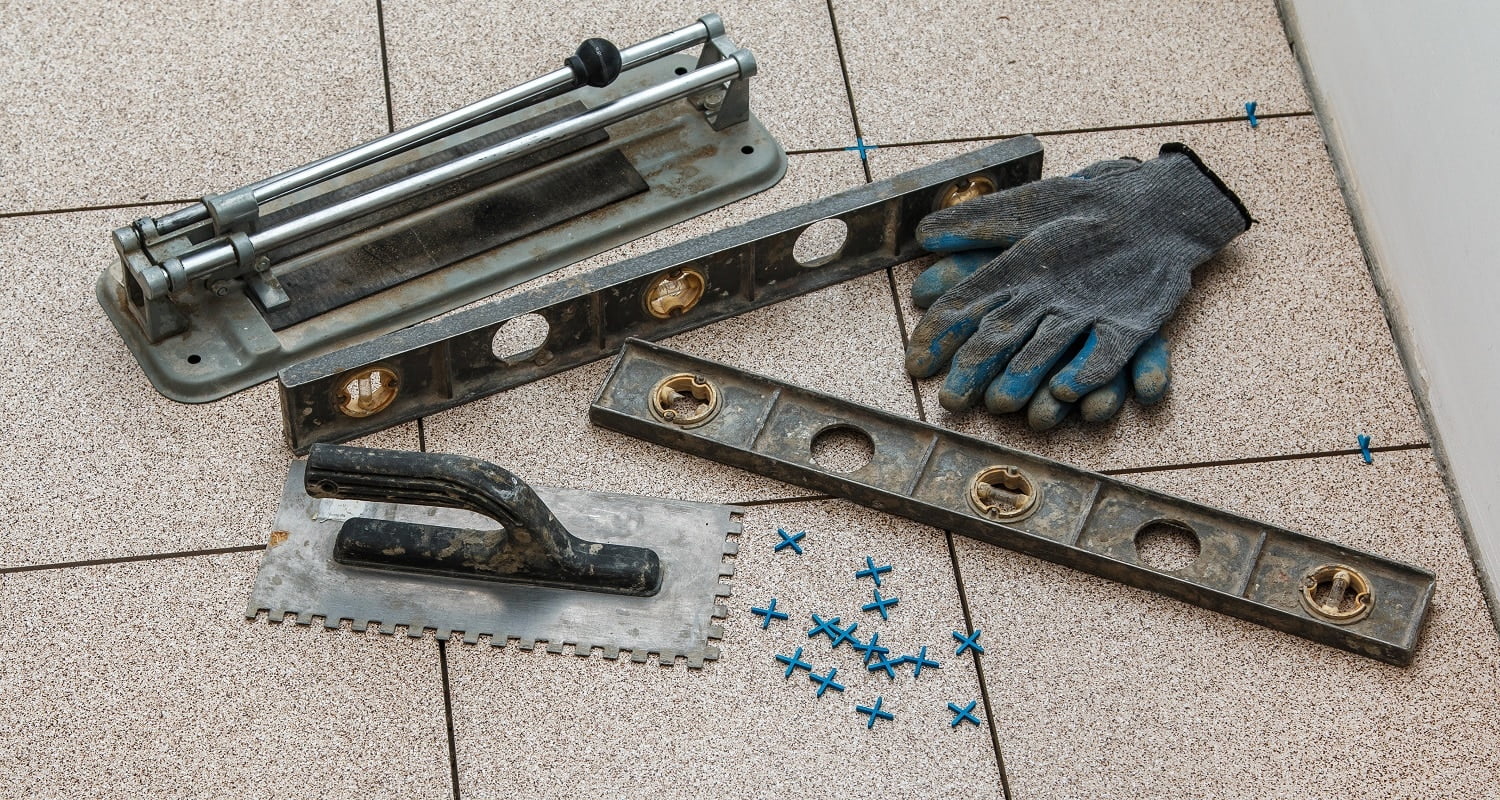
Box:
247;462;742;667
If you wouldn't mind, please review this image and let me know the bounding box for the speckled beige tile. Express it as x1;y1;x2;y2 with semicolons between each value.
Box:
421;150;917;503
445;500;999;798
382;0;855;151
955;449;1500;799
0;209;418;568
0;0;388;213
865;117;1426;470
0;553;451;798
835;0;1307;144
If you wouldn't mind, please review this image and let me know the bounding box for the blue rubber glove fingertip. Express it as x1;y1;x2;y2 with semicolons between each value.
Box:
1131;336;1171;406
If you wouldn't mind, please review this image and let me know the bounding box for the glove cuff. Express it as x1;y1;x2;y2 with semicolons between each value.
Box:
1158;142;1253;231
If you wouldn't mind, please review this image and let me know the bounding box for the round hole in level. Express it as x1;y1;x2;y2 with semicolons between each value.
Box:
810;425;874;473
1134;520;1201;573
186;354;202;364
793;218;849;268
491;314;550;363
741;145;755;154
674;66;688;75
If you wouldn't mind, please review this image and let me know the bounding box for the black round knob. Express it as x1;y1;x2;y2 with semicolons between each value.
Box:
566;38;622;88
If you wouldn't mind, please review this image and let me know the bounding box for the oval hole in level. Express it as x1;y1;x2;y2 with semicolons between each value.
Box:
490;314;550;363
810;425;874;473
793;218;849;268
1134;520;1201;573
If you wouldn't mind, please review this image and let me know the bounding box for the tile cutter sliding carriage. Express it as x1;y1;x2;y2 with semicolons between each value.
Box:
99;15;785;402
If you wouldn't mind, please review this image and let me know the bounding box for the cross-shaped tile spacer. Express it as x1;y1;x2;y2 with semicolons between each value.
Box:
774;528;806;554
952;628;984;656
855;556;892;587
750;598;790;629
809;667;845;698
808;613;843;644
862;588;899;620
867;652;902;680
828;620;860;649
948;701;981;728
903;645;941;678
852;631;891;666
843;136;880;163
774;646;813;679
856;697;894;729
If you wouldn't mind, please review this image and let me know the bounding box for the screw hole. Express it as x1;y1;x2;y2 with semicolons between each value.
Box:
674;66;688;75
1134;520;1201;573
792;218;849;268
810;425;874;473
186;354;201;364
741;145;755;154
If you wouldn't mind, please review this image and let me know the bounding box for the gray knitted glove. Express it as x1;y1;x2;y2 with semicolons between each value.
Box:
906;143;1250;422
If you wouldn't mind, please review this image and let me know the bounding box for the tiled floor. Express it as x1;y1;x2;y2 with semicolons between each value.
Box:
3;2;1496;798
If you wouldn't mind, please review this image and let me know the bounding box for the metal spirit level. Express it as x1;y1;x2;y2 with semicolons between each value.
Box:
275;136;1044;452
590;339;1436;666
100;15;785;402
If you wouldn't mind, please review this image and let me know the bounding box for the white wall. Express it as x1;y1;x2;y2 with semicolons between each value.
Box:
1281;2;1500;610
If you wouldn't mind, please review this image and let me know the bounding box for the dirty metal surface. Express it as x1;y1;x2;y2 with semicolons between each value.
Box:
100;53;785;403
277;136;1045;453
248;461;741;667
590;339;1436;666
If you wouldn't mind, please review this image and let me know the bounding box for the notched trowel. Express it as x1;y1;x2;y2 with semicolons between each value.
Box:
246;444;741;667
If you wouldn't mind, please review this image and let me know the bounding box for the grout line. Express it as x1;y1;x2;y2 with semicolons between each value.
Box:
821;0;873;183
437;639;463;800
0;198;202;220
0;544;265;575
374;0;397;133
783;110;1315;157
417;417;429;452
945;530;1015;800
1098;442;1430;477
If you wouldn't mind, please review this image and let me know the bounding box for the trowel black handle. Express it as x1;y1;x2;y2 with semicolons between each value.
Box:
305;444;662;596
566;38;622;88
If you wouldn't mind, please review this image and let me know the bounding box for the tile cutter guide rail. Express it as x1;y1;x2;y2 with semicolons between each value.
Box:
591;340;1436;666
277;135;1044;452
100;14;785;402
249;444;741;667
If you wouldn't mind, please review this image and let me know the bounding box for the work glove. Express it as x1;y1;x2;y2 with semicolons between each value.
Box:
905;143;1251;430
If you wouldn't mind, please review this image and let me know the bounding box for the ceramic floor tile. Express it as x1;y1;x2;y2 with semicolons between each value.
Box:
0;0;388;213
0;209;418;568
834;0;1308;145
865;117;1426;471
954;449;1500;798
381;0;855;151
445;500;999;798
0;553;452;799
421;150;917;504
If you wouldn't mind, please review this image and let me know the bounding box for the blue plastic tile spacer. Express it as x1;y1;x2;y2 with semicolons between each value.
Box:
952;629;984;656
852;631;891;666
808;613;843;644
903;645;941;678
774;646;813;679
862;588;899;620
774;528;807;554
948;700;981;728
855;556;893;587
867;653;902;680
1357;433;1374;464
1245;100;1259;128
855;696;894;729
809;667;846;698
844;136;880;162
828;620;860;650
751;598;790;629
